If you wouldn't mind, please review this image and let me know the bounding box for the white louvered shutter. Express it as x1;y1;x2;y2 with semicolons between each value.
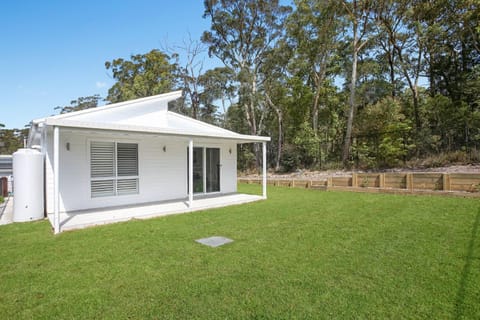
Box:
116;143;138;195
117;178;139;195
90;141;139;197
117;143;138;176
90;141;115;177
90;141;115;197
91;180;115;198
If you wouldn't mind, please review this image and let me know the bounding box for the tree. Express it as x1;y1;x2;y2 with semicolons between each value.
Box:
169;37;238;125
169;37;206;119
354;97;413;168
55;95;101;114
286;0;342;134
198;67;236;125
390;0;424;135
202;0;291;166
261;43;291;170
341;0;377;165
374;0;403;99
0;127;28;154
105;49;178;103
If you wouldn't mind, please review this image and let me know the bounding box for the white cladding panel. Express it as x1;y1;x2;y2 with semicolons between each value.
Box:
44;130;237;213
221;142;237;194
45;130;54;214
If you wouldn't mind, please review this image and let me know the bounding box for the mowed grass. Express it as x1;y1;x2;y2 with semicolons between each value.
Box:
1;185;479;319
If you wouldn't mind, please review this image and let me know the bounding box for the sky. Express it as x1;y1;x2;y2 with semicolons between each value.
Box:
0;0;219;129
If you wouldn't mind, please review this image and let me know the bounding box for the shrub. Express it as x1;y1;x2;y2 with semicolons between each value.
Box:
292;122;320;167
280;144;300;172
354;98;414;169
407;151;473;168
237;145;256;171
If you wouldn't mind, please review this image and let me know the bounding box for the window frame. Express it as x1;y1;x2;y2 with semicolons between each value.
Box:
187;145;221;195
89;140;139;198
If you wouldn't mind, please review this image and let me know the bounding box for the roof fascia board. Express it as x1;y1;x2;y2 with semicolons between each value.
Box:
44;119;270;142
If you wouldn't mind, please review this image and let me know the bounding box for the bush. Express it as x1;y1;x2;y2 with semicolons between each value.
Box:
293;122;320;167
354;98;414;169
407;151;474;168
280;144;300;172
237;145;256;171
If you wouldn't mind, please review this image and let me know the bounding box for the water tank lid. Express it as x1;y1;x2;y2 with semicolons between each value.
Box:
13;148;42;155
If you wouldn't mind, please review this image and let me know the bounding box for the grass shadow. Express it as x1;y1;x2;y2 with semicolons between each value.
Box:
454;206;480;319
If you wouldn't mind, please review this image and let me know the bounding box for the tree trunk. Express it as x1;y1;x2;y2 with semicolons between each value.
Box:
276;111;283;171
388;49;396;98
412;86;420;134
191;91;199;119
221;96;227;127
249;75;261;169
343;25;359;165
312;72;323;134
312;92;320;134
265;92;282;171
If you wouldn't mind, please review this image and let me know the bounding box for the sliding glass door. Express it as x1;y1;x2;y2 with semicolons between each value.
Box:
187;147;220;194
206;148;220;192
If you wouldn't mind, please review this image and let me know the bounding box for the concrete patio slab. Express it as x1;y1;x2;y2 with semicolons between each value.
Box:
48;193;263;233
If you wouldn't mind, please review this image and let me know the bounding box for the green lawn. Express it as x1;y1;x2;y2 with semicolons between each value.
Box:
1;185;479;319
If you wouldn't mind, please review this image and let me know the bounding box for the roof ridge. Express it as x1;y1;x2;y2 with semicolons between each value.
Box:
47;90;182;121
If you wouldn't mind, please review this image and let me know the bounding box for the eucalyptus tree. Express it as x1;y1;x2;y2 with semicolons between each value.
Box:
373;0;404;99
286;0;343;134
202;0;291;166
105;49;179;103
340;0;378;165
418;0;480;152
391;1;424;135
420;0;479;104
260;41;292;170
55;95;101;114
0;127;28;154
198;67;237;125
169;37;206;120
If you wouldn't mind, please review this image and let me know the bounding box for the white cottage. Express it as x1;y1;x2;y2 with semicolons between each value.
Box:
27;91;269;233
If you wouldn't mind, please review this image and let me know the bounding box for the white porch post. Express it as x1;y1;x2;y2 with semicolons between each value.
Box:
53;126;60;234
188;138;193;207
262;141;267;199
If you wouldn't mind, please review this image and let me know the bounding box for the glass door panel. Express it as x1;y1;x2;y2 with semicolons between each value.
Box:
187;147;204;193
206;148;220;192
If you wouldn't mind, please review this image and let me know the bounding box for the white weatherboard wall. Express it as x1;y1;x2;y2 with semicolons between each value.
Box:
44;129;237;213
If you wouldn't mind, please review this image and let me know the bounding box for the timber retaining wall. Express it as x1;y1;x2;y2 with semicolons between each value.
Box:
239;172;480;197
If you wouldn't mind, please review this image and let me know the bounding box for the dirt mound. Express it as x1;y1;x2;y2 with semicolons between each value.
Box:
242;164;480;180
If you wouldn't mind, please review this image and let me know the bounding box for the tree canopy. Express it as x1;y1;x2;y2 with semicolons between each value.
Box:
5;0;478;171
105;49;178;103
55;95;101;114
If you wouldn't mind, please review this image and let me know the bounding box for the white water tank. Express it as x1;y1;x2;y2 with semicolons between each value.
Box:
13;149;44;222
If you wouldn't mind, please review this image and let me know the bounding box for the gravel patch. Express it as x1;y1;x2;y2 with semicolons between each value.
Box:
241;165;480;180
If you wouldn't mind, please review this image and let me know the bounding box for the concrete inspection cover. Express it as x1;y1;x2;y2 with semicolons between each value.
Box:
195;236;233;247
